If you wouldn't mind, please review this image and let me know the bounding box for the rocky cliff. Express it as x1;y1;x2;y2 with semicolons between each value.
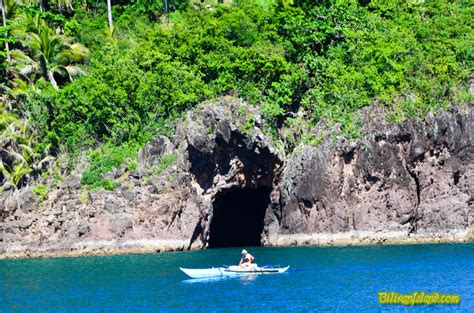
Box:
270;105;473;246
0;97;472;259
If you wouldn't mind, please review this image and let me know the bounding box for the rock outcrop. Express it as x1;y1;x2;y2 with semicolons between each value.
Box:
0;97;282;257
0;97;472;259
268;106;473;246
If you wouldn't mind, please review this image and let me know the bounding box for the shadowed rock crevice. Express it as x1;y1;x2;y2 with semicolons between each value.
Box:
343;147;356;164
453;170;460;185
0;99;471;259
276;105;472;244
188;129;280;191
183;99;282;248
208;187;271;248
405;159;422;234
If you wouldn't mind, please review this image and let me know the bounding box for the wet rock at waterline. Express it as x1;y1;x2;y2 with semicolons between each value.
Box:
0;98;472;258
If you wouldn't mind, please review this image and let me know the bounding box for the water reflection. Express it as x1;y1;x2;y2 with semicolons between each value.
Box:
182;274;259;284
239;274;257;285
182;276;231;284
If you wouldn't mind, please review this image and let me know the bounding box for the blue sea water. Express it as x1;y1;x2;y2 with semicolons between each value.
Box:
0;243;473;312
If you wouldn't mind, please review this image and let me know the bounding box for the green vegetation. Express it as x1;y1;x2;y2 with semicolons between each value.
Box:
242;113;256;135
80;142;138;189
153;154;177;175
32;183;48;202
1;0;472;190
0;106;52;190
78;187;89;204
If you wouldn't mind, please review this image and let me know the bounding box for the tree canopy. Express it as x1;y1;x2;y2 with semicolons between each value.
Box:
0;0;472;189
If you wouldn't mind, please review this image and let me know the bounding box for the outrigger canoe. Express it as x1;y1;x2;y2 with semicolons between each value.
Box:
180;265;290;279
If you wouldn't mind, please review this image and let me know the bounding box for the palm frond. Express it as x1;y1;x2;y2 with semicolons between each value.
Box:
69;43;89;61
65;65;85;78
9;49;33;62
7;148;28;164
10;78;34;97
8;14;88;90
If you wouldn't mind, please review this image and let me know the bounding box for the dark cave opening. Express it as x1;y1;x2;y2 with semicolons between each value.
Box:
208;187;271;248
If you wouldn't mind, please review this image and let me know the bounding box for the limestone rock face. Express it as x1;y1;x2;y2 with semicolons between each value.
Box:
0;98;472;258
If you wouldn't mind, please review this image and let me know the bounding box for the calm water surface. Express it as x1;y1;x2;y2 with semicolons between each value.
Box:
1;243;473;312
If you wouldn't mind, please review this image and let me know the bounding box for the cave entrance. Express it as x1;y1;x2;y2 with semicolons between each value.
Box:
208;187;271;248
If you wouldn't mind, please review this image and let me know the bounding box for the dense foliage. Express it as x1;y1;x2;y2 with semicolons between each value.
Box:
1;0;472;189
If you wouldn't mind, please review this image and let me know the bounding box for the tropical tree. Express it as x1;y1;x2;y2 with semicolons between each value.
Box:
1;0;11;61
11;22;87;90
14;10;44;34
107;0;112;35
0;111;32;190
1;101;57;184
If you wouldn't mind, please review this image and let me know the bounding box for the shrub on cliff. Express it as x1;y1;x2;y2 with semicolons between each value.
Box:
0;0;471;186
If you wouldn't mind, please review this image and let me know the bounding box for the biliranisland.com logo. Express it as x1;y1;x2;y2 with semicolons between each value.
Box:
378;291;460;305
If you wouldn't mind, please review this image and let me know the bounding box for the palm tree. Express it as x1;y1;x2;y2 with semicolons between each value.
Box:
15;10;44;34
107;0;113;35
0;110;53;191
1;0;11;61
0;111;33;190
11;23;88;90
0;78;33;109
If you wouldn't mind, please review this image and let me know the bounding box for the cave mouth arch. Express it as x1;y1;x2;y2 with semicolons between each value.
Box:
208;187;271;248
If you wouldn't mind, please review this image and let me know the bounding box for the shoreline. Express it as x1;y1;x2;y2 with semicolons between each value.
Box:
271;230;473;247
1;230;472;260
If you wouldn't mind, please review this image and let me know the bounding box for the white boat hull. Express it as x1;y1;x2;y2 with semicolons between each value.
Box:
180;266;290;279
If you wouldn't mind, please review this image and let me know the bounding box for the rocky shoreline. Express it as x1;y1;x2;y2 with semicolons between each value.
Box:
1;98;472;260
1;230;472;260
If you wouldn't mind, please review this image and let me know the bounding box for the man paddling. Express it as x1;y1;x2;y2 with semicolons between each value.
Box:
239;249;255;268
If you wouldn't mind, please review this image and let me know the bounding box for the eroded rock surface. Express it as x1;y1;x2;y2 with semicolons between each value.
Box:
268;106;473;246
0;98;472;259
0;97;282;257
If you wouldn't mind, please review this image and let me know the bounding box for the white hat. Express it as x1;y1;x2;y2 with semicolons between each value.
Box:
241;249;248;254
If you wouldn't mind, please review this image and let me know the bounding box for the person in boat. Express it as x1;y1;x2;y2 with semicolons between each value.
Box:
239;249;255;268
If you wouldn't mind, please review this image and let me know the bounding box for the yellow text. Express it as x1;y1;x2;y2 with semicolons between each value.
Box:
378;291;460;305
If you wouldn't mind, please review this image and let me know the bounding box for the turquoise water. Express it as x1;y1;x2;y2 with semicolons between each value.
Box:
1;243;473;312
